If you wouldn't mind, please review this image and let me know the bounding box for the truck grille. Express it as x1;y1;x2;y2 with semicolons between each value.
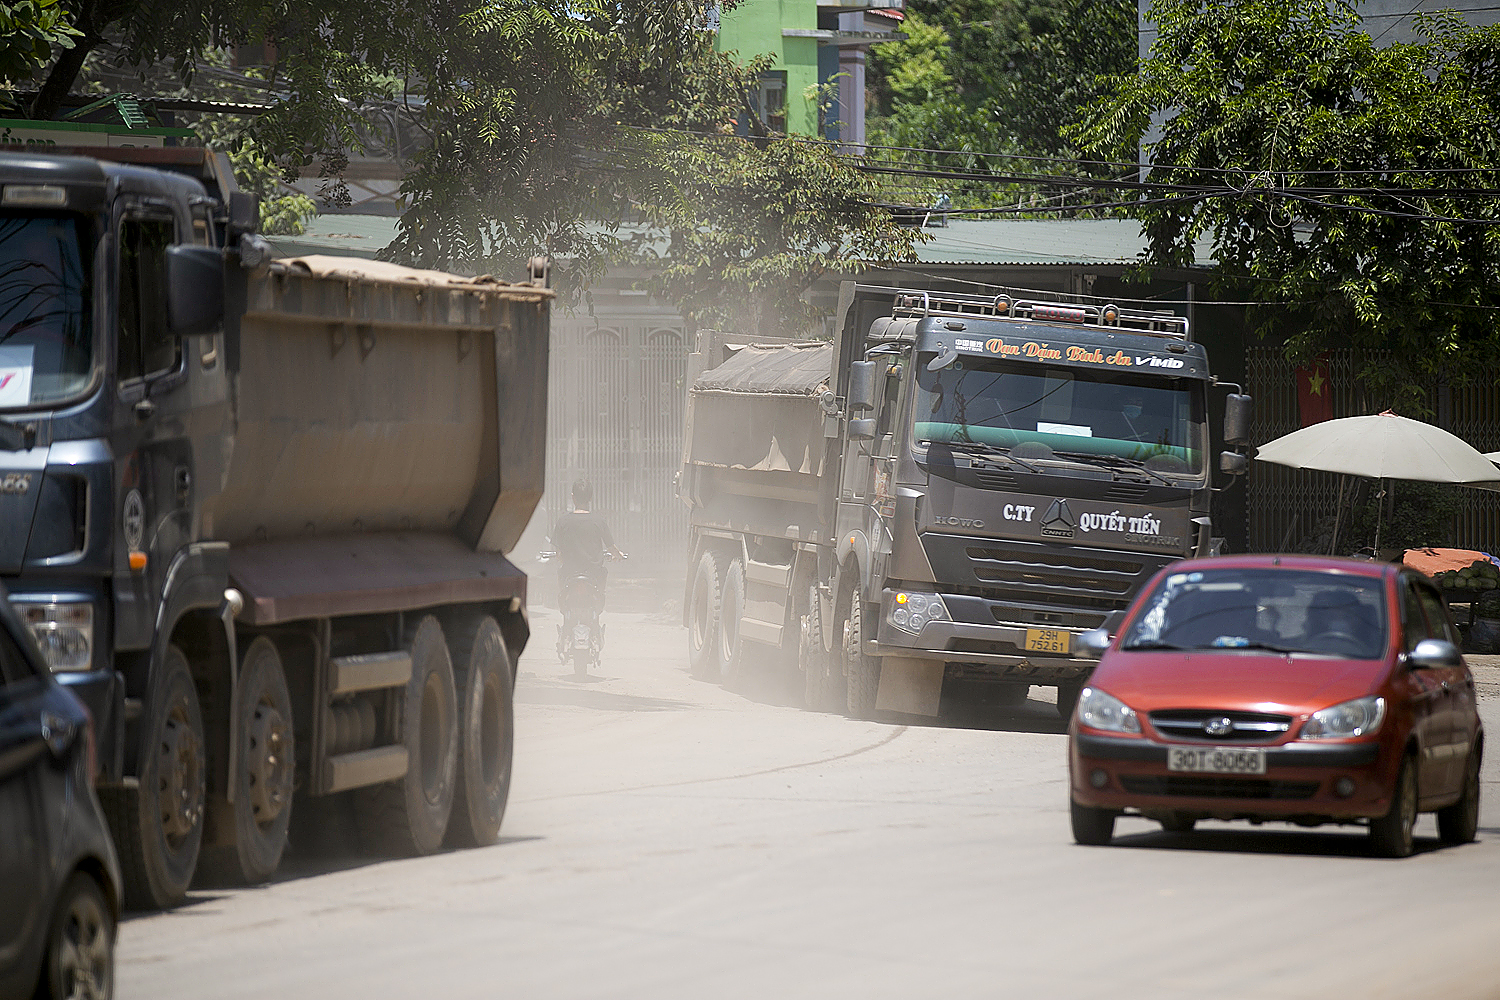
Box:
966;544;1144;610
1149;710;1293;744
1119;776;1319;800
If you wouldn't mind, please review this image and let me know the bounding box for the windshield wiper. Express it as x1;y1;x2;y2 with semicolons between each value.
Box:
1120;639;1188;651
923;438;1043;475
1052;450;1174;487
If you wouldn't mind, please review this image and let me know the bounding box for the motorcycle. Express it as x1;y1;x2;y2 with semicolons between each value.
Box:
539;549;624;678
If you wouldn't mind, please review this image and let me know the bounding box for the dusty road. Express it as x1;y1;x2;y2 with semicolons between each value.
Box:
120;610;1500;1000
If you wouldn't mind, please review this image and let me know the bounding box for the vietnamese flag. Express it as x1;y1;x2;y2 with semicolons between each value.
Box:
1295;359;1334;427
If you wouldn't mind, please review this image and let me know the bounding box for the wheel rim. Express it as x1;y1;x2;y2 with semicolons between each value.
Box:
420;671;446;804
478;673;504;787
54;891;112;1000
158;697;204;846
247;696;292;830
691;580;710;650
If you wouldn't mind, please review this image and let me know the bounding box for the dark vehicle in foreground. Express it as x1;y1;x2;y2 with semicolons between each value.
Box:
0;584;120;999
1068;555;1483;857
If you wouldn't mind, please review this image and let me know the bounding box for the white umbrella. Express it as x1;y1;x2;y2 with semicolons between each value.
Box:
1254;411;1500;551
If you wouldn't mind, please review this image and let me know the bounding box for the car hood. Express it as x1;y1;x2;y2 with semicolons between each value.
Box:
1092;650;1388;716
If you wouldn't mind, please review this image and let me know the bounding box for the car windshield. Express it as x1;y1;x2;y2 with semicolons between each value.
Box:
913;355;1205;477
1120;568;1388;658
0;213;94;410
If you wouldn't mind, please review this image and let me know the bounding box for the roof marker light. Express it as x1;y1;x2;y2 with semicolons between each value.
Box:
2;184;67;207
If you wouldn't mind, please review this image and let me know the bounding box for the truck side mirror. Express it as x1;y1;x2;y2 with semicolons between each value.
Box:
228;191;260;237
166;246;225;337
1219;451;1248;476
848;361;877;413
849;418;876;441
1223;393;1253;445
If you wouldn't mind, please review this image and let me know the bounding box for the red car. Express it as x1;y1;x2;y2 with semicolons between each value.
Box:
1068;554;1483;857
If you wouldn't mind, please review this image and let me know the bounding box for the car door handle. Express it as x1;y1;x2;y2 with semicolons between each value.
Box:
1441;680;1451;692
134;398;156;420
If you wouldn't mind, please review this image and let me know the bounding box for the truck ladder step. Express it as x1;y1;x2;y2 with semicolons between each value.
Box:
329;651;413;695
323;745;409;794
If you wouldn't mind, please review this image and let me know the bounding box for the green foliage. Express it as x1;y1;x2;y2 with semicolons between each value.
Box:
1072;0;1500;411
0;0;78;94
633;132;927;334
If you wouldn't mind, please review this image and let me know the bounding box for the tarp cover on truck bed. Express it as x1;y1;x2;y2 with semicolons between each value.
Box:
281;255;552;299
693;343;832;395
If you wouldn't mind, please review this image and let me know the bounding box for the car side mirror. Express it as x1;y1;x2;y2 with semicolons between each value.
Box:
1408;638;1462;670
1072;626;1112;660
166;245;225;337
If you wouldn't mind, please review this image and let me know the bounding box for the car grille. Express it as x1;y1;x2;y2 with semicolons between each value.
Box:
1149;710;1293;744
1119;776;1319;800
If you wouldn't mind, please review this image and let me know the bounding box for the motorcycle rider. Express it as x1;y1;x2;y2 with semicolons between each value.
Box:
552;479;624;611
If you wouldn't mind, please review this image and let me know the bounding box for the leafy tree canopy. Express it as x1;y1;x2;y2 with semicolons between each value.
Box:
1072;0;1500;410
17;0;922;329
0;0;78;104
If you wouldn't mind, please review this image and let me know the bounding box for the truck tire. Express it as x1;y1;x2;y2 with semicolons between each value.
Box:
801;593;835;712
688;551;725;679
199;637;294;885
1056;681;1084;720
104;644;206;910
447;617;515;848
844;588;880;719
718;560;748;688
354;616;458;856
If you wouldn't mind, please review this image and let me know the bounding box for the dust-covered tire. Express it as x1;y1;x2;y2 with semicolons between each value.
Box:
198;637;294;886
718;560;748;689
688;551;725;679
447;617;515;848
801;592;837;712
844;587;880;719
354;616;458;856
104;644;206;910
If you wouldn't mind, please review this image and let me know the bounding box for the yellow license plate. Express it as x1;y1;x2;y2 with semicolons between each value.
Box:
1025;628;1070;654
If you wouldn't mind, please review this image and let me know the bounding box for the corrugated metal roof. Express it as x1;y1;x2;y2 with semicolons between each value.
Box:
912;218;1216;267
695;343;833;395
269;215;1217;269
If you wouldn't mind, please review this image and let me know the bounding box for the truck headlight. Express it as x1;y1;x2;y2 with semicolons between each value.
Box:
888;591;948;634
18;602;93;672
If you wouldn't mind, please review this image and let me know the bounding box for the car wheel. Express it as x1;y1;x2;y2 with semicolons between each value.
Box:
1437;740;1482;846
1070;798;1116;846
1369;754;1418;858
43;872;115;1000
1159;813;1196;834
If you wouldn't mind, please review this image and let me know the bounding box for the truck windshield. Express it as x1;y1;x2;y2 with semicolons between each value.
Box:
913;356;1205;476
0;214;93;411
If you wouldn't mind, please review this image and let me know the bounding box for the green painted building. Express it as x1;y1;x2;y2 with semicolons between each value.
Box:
714;1;905;145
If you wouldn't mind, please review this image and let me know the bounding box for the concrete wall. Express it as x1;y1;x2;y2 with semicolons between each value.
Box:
716;0;822;136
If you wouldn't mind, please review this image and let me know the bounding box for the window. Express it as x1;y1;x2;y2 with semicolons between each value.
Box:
752;72;787;133
1416;586;1458;646
118;217;178;382
0;213;93;408
1401;581;1433;652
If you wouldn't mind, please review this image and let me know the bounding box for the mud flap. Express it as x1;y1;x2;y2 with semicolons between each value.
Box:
874;656;943;716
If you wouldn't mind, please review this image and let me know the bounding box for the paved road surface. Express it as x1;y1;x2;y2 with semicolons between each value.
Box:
119;611;1500;1000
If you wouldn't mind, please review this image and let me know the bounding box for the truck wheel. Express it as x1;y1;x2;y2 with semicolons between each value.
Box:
201;637;295;885
844;588;880;719
801;594;832;711
688;551;724;679
41;872;115;1000
447;617;514;848
104;644;206;910
718;560;747;688
355;616;458;856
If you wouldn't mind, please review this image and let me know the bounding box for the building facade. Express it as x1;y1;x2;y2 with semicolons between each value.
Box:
714;1;905;147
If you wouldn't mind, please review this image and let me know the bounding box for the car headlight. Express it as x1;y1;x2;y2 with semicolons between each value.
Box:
1299;696;1385;740
1076;686;1141;734
17;602;93;672
888;591;948;634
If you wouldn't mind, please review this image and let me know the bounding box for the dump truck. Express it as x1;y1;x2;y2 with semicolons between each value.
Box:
0;146;549;908
680;283;1251;719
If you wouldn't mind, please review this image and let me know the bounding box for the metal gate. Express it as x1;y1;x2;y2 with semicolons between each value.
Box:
545;316;689;577
1246;347;1500;552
